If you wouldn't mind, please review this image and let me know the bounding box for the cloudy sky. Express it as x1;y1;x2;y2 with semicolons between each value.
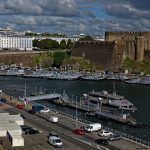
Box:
0;0;150;35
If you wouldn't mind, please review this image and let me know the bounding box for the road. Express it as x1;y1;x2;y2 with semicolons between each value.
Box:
1;98;148;150
4;107;104;150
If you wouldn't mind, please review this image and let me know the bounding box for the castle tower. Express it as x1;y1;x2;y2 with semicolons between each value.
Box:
135;36;145;62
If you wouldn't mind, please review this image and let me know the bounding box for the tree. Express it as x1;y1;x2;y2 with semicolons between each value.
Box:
59;40;67;49
53;51;68;66
66;39;73;49
52;40;59;49
33;39;39;48
79;35;94;41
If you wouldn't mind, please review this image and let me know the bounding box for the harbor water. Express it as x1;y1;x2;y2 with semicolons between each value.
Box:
0;76;150;141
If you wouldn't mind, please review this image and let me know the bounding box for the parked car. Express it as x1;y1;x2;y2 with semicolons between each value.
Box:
21;125;33;133
98;129;113;137
49;136;63;148
25;128;39;135
40;108;50;113
95;138;108;145
73;128;85;135
0;98;6;103
48;131;59;138
108;133;122;141
16;104;25;109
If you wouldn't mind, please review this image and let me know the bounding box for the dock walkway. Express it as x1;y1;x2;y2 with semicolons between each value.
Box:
19;93;61;102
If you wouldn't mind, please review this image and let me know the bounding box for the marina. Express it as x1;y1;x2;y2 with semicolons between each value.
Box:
0;66;150;85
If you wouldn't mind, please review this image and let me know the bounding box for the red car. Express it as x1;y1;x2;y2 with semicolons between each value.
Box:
73;128;85;135
16;104;25;109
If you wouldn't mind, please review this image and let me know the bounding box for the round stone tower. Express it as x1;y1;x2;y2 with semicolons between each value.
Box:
136;36;145;62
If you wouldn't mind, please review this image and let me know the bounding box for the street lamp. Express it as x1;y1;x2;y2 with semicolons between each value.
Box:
75;96;78;127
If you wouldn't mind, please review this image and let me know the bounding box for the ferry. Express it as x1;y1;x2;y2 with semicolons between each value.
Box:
82;90;137;125
83;90;137;112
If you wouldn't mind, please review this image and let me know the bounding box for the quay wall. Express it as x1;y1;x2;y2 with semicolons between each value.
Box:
0;51;53;67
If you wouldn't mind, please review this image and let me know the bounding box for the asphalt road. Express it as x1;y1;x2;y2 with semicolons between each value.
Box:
5;107;104;150
2;100;146;150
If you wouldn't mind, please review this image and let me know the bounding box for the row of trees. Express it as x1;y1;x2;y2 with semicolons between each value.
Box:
25;32;66;37
33;39;73;50
79;35;95;41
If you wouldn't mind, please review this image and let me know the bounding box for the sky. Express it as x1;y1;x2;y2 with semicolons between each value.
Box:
0;0;150;35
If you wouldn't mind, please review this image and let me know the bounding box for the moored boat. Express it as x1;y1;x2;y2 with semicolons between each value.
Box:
81;90;137;125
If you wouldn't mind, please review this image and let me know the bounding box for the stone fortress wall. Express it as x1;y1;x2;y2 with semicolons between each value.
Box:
71;41;125;70
105;31;150;61
71;32;150;71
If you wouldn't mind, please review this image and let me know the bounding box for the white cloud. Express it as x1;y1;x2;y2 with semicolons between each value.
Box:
0;0;150;34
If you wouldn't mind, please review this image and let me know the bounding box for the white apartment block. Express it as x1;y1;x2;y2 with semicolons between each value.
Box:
0;36;33;50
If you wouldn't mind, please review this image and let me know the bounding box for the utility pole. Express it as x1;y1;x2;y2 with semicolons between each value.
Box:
24;83;27;98
75;97;78;127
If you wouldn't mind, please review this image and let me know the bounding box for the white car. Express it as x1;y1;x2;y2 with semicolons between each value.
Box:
98;129;113;137
40;108;50;113
49;136;63;148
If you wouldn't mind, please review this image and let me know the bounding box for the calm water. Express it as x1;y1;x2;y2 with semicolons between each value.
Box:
0;76;150;141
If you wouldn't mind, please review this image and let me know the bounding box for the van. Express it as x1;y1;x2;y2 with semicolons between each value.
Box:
49;136;62;148
84;123;101;132
48;116;58;123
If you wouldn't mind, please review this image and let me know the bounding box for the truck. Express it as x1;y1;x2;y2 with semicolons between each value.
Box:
84;123;102;132
32;104;45;113
48;116;58;123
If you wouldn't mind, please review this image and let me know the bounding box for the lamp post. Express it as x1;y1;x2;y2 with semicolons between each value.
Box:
75;97;78;127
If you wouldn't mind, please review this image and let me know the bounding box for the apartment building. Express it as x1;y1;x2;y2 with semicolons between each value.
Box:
0;36;33;50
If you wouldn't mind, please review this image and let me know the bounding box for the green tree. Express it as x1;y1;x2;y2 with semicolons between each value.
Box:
79;35;94;41
122;58;135;69
59;40;67;49
52;40;59;49
33;39;39;48
53;51;68;66
66;39;73;49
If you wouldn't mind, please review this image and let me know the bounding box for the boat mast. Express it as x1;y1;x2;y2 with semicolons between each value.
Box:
113;81;116;94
